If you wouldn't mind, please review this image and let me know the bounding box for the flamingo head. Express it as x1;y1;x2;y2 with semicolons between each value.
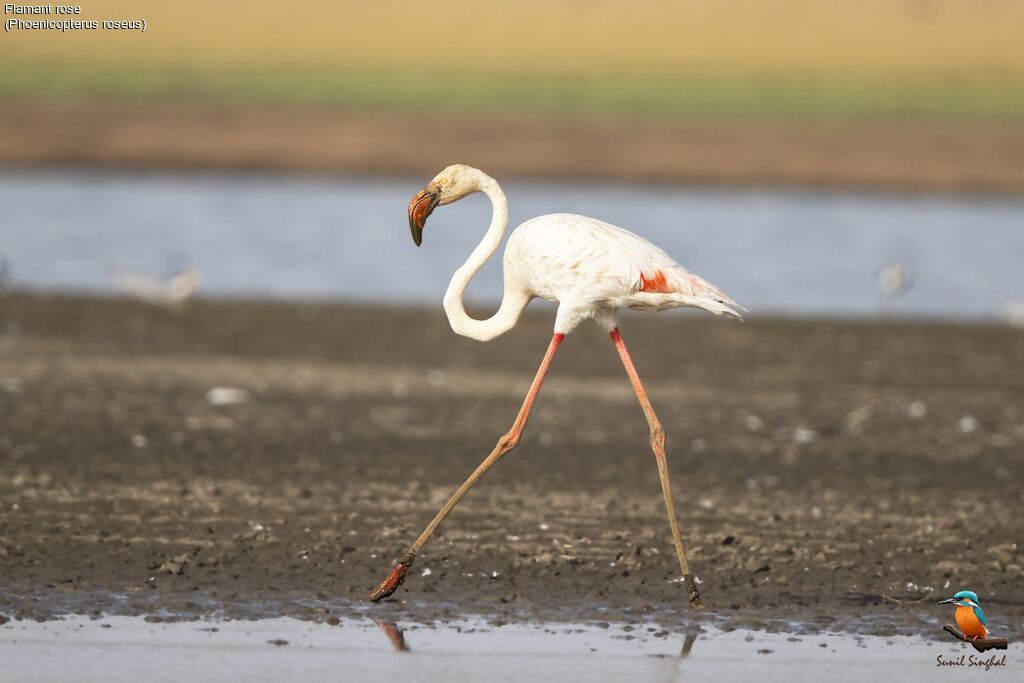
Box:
408;164;478;246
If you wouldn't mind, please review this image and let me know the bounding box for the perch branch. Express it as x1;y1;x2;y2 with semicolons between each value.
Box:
943;624;1008;653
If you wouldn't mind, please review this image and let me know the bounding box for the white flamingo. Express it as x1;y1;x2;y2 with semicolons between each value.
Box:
369;165;742;608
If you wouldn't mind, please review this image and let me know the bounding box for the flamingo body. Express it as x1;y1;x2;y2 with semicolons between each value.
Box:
370;165;740;607
505;213;740;333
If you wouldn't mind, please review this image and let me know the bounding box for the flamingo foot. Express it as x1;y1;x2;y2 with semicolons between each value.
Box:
684;574;706;610
369;559;413;602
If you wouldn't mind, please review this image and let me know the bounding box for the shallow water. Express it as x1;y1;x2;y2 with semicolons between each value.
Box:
2;616;1019;683
2;170;1023;320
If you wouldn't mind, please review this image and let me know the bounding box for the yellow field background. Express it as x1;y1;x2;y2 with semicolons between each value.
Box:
3;0;1023;74
3;0;1024;119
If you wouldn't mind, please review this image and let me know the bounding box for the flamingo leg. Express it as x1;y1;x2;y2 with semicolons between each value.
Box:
369;332;565;602
610;327;705;609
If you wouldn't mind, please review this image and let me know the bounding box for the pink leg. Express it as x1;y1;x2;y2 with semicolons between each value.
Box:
610;327;704;609
369;333;565;602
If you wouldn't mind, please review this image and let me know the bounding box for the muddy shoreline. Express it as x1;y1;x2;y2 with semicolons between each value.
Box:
0;292;1022;636
2;103;1024;194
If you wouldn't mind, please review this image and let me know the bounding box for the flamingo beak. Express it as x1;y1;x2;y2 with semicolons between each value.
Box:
408;188;439;247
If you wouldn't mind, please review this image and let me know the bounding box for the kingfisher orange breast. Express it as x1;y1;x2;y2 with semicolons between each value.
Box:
955;605;987;639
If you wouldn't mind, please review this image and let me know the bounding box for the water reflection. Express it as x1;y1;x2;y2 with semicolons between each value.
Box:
375;621;411;652
680;632;698;657
372;618;702;664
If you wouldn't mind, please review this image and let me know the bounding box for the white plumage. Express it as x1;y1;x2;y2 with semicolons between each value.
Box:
422;165;741;341
508;212;741;320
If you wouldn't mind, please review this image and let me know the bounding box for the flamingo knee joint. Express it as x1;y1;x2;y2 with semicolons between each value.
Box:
649;426;666;449
498;431;520;452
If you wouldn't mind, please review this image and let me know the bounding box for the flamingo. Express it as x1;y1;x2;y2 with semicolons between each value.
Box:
369;165;742;608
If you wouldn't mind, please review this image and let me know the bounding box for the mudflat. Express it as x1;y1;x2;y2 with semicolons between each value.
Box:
2;103;1024;194
0;292;1022;635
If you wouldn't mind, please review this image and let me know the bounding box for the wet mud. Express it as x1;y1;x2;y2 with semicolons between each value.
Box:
1;293;1022;637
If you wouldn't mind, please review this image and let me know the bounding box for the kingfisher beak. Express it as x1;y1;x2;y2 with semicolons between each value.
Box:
408;187;439;247
938;597;958;605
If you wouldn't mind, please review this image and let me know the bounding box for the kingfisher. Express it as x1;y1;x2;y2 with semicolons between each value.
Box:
939;590;988;641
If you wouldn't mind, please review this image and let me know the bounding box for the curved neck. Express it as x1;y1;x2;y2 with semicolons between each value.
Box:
443;173;529;341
